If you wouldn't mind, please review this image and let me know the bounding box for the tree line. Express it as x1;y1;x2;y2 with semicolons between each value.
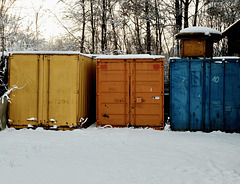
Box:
0;0;240;57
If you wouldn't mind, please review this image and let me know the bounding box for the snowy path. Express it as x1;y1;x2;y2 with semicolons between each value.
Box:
0;127;239;184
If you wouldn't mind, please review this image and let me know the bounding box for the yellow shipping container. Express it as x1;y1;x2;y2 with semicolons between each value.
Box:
8;52;96;130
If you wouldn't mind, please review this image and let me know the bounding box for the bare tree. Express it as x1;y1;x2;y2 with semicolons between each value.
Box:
182;0;191;28
193;0;199;26
107;0;118;54
57;0;88;52
0;0;17;96
90;0;95;53
0;0;17;58
101;0;107;53
32;2;43;41
80;0;86;53
52;0;239;57
145;0;151;54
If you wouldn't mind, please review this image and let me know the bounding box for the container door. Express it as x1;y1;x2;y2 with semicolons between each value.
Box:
47;55;79;128
170;59;190;130
130;59;164;128
224;61;240;132
189;61;204;131
8;54;40;128
97;60;129;126
209;61;224;131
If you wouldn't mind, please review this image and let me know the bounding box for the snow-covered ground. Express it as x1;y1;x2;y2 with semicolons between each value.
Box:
0;126;239;184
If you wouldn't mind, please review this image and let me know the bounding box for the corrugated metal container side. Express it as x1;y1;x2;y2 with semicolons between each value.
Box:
223;59;240;132
96;55;164;129
170;58;240;132
8;53;96;130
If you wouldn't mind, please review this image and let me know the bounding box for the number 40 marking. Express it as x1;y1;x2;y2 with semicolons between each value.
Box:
212;76;220;83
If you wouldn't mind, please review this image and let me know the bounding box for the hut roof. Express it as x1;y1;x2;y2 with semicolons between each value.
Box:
222;19;240;36
176;26;222;42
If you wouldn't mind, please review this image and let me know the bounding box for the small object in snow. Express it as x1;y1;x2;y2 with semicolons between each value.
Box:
164;124;171;131
103;125;113;128
164;119;171;131
50;125;58;130
79;117;88;128
79;117;85;123
28;124;34;128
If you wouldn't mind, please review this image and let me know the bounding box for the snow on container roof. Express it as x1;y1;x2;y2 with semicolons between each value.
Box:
176;26;222;42
96;54;165;59
179;26;221;35
9;51;95;59
9;51;91;57
213;56;240;60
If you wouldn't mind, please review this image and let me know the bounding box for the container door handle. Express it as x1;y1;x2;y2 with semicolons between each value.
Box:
135;97;143;103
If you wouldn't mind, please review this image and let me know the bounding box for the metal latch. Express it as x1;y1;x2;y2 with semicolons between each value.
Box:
136;97;143;103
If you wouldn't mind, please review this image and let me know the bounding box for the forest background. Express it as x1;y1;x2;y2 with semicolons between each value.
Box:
0;0;240;58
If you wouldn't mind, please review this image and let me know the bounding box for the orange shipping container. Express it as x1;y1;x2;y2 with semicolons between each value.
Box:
96;55;164;129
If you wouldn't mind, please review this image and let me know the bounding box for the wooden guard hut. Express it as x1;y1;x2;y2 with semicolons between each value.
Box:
222;19;240;56
176;27;222;58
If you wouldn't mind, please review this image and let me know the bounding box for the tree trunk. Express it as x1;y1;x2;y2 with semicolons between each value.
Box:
0;0;5;61
183;0;189;28
146;0;151;54
90;0;95;54
175;0;182;56
159;28;163;54
175;0;182;31
108;0;118;54
155;24;159;55
123;23;130;54
35;12;39;41
154;0;158;55
80;0;86;53
101;0;107;53
193;0;199;26
135;17;143;54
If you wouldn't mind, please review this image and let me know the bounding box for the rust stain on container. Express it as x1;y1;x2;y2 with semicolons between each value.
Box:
96;55;164;129
8;52;96;130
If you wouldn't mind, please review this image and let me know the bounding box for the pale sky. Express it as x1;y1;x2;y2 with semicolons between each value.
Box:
11;0;66;39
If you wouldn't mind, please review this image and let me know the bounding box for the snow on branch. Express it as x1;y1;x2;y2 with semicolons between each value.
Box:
1;82;29;104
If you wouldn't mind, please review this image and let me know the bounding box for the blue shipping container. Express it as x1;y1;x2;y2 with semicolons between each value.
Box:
170;58;240;132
